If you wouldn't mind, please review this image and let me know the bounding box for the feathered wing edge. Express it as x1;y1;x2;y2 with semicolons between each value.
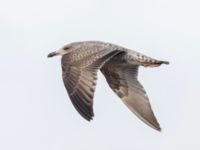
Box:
61;50;125;121
101;53;161;131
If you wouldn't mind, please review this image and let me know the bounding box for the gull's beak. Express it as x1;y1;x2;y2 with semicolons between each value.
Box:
47;51;58;58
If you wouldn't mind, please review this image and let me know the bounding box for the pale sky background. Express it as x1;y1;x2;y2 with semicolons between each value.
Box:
0;0;200;150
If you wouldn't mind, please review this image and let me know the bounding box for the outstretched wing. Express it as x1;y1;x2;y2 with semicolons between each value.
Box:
101;53;161;131
61;49;124;121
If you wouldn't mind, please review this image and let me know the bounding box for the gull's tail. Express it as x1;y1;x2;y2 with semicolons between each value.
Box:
141;59;169;67
133;52;170;67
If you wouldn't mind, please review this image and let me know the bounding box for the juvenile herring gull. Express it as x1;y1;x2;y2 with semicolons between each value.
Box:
47;41;169;131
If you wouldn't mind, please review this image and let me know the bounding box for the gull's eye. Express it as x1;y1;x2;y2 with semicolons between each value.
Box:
63;46;69;50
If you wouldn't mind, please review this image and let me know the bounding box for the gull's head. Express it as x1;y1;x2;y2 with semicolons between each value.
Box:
47;43;74;58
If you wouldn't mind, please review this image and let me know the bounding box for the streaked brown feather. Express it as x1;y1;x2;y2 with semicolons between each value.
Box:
101;53;161;131
61;49;124;121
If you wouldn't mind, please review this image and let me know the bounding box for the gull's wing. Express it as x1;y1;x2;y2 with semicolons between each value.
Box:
100;53;161;131
61;49;124;121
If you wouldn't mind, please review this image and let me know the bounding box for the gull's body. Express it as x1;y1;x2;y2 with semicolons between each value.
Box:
48;41;169;131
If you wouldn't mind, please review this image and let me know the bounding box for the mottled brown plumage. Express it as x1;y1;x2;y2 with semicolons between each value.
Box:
48;41;169;131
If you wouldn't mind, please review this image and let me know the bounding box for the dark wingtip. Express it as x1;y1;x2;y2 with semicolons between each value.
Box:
156;126;162;132
84;114;94;122
88;117;93;122
150;123;162;132
149;120;162;132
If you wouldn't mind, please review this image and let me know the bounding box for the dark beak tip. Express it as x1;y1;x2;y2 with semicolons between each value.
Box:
47;52;56;58
47;53;52;58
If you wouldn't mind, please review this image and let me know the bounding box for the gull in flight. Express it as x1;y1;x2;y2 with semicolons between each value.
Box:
48;41;169;131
